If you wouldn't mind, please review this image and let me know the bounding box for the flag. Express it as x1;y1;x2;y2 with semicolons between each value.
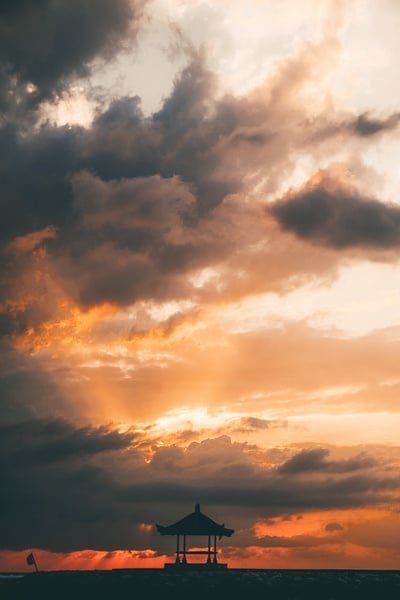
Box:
26;552;38;571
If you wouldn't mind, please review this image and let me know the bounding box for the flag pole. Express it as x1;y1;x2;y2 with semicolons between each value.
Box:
26;552;39;573
33;555;39;573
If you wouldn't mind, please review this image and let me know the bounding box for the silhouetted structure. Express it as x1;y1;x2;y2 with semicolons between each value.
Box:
156;503;234;568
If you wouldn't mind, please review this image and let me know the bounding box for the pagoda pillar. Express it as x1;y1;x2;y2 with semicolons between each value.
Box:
207;535;211;564
213;535;218;564
182;535;187;564
175;535;180;563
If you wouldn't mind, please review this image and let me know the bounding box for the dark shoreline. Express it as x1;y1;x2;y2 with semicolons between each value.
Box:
1;568;400;599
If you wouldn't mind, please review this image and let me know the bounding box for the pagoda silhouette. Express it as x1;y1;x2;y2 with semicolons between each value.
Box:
157;503;234;569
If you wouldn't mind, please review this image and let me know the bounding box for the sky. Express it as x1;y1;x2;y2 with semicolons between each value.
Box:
1;0;400;571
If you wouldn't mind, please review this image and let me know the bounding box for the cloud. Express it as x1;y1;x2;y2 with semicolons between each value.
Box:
251;534;331;548
1;424;397;553
312;111;400;143
78;58;238;211
0;0;145;112
2;36;389;337
277;448;377;475
0;343;71;424
325;521;344;532
234;417;288;433
2;3;400;346
0;122;84;256
23;319;400;426
121;461;398;518
1;418;135;464
8;225;58;253
353;112;400;137
346;514;400;551
270;175;400;249
0;416;147;552
0;31;350;240
55;171;201;308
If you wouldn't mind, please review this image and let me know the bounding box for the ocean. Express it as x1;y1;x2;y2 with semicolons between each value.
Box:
1;568;400;599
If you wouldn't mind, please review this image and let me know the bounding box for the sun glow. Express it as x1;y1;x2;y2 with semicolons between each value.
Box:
39;87;94;128
151;406;241;434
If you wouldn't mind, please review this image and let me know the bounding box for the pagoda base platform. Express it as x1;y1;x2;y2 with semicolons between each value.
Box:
164;563;228;570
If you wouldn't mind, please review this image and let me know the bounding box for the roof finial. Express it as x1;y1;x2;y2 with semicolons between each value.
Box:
195;503;200;513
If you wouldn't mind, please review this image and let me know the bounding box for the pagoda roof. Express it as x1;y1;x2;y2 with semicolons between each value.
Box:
156;504;234;537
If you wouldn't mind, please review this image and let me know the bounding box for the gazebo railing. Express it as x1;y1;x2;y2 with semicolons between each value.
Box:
175;535;219;564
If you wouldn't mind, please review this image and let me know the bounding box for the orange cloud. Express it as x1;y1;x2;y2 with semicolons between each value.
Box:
9;226;58;253
14;300;119;352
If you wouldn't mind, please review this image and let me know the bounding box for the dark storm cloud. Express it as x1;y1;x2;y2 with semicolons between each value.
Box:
0;40;303;348
0;123;76;244
1;429;398;552
120;475;396;511
325;521;344;532
79;58;242;210
0;0;144;110
3;42;399;330
0;58;237;258
0;59;266;325
234;417;288;433
55;171;205;308
270;182;400;249
0;343;70;424
0;60;231;329
277;448;377;475
312;111;400;142
353;112;400;136
1;419;134;464
0;417;145;552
